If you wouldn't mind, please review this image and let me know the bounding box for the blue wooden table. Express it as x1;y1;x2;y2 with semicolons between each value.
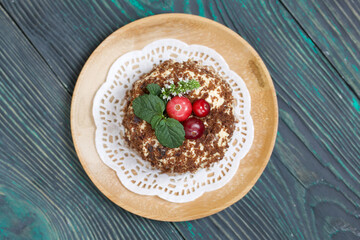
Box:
1;0;359;239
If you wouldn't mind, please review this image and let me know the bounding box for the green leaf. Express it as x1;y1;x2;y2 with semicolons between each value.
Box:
150;114;163;129
132;94;165;123
155;118;185;148
146;83;161;96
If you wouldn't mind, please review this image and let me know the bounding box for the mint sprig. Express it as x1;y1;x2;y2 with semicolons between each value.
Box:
132;81;200;148
132;92;184;148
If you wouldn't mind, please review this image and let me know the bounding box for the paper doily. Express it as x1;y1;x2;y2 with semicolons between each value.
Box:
93;39;254;203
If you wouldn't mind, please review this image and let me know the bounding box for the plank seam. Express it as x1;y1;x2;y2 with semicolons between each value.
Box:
278;0;360;100
0;3;72;96
276;110;360;200
171;223;187;240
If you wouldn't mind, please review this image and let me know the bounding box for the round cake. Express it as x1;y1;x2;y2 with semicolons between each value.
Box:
123;60;235;173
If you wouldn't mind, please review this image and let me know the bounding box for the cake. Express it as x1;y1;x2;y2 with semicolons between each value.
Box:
122;60;235;173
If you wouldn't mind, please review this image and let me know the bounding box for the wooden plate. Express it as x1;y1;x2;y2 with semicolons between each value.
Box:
71;13;278;221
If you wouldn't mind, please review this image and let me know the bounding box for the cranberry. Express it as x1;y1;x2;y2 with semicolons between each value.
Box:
192;99;210;117
182;118;205;139
166;96;192;122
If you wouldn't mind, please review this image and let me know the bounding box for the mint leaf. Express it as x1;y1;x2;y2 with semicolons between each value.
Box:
155;118;185;148
132;94;165;123
146;83;161;96
150;114;163;129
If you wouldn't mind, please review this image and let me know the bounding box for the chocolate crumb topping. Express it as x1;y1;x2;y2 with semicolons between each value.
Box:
122;60;235;173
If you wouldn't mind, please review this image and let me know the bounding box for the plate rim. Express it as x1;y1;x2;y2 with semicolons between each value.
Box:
71;13;278;221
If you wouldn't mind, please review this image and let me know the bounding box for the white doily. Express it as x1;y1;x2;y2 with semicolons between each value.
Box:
93;39;254;203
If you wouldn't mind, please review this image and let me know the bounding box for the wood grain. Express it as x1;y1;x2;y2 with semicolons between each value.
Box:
1;0;360;239
0;7;182;240
281;0;360;97
205;1;360;238
175;154;348;240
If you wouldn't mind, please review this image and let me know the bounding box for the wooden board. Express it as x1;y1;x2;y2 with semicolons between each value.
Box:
0;7;182;240
1;0;360;238
281;0;360;97
71;13;278;221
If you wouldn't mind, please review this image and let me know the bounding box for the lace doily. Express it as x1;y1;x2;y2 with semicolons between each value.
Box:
93;39;254;203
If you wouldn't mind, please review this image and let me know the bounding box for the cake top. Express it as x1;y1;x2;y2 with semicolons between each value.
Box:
123;60;235;173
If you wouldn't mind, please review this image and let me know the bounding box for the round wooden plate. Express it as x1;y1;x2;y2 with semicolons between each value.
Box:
71;13;278;221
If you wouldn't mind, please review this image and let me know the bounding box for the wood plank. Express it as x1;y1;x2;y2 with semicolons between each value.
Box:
1;0;134;92
204;0;360;238
205;0;360;182
281;0;360;97
2;0;360;239
0;8;182;240
175;154;354;240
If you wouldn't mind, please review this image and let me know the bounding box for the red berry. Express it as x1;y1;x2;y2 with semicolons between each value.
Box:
166;96;192;122
193;99;210;117
182;118;205;139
